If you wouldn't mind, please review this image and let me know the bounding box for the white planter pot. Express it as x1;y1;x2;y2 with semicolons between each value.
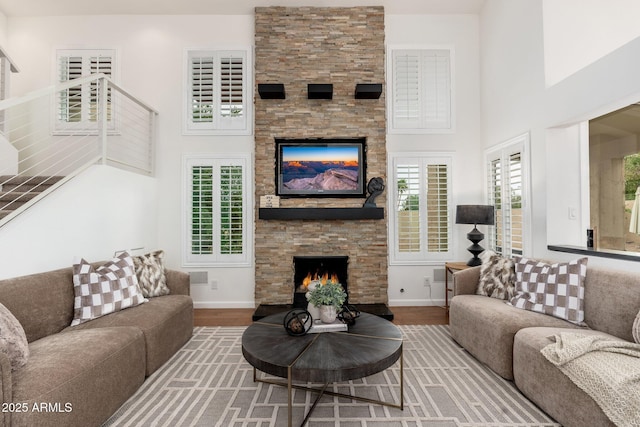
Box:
307;303;320;322
319;305;338;323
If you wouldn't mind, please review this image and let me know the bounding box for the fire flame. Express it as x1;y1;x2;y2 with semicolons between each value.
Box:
299;271;340;291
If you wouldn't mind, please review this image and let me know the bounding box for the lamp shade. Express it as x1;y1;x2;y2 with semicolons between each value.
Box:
455;205;495;226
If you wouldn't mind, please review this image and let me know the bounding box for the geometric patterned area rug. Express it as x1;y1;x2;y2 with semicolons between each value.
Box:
103;325;561;427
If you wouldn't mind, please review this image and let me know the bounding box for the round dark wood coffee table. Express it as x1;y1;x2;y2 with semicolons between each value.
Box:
242;311;403;427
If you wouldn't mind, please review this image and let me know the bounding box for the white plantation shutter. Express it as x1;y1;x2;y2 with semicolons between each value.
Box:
185;50;250;134
488;158;504;254
423;52;451;129
184;155;251;266
487;135;528;257
0;57;8;132
90;56;113;122
393;51;421;128
396;164;421;253
58;56;83;123
219;164;244;255
426;164;449;252
0;57;7;101
391;154;452;263
190;56;214;124
508;152;523;255
220;57;244;118
191;165;214;256
390;48;452;133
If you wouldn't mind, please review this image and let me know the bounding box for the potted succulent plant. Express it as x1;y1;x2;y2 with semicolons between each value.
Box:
307;280;347;323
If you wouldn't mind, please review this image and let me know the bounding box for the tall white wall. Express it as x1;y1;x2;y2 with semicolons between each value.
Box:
5;12;484;307
3;11;484;307
7;15;256;307
0;11;8;50
386;14;482;306
482;0;640;272
543;0;640;87
0;165;157;279
481;0;547;256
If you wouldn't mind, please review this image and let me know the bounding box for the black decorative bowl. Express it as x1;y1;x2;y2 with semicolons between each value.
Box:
283;309;313;336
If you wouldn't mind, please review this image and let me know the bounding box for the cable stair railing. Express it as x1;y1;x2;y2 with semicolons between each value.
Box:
0;73;158;227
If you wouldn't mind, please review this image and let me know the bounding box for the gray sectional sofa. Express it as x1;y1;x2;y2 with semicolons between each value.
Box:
449;263;640;427
0;264;193;427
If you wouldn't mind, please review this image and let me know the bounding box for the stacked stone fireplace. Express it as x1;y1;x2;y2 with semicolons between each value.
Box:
254;7;387;309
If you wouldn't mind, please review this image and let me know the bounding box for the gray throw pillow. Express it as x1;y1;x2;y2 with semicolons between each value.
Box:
633;310;640;344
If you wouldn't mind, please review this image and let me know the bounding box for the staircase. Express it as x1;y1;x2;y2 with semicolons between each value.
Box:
0;74;158;228
0;176;64;220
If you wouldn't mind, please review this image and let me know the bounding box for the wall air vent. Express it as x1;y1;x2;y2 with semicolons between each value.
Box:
258;83;286;99
307;84;333;100
355;83;382;99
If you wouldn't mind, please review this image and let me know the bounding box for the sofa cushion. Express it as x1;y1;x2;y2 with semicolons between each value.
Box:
67;294;193;376
11;327;145;427
0;302;29;371
133;250;171;298
513;327;616;427
476;250;515;300
449;294;582;380
71;253;147;326
509;257;588;325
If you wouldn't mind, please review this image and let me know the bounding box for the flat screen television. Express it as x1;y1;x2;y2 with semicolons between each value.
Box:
275;138;366;197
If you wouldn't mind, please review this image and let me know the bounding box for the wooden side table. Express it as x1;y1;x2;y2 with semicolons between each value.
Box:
444;261;473;311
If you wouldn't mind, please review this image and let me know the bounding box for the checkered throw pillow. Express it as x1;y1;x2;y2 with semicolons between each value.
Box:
508;256;588;325
71;252;147;326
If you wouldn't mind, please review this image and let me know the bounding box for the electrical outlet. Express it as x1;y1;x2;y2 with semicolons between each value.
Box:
210;280;218;290
424;276;431;287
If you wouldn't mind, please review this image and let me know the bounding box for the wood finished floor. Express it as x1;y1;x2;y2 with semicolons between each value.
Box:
194;306;448;327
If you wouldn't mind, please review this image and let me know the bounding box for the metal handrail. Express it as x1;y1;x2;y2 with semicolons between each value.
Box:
0;74;157;228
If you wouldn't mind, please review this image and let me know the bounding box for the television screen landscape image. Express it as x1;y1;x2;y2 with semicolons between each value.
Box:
275;138;366;197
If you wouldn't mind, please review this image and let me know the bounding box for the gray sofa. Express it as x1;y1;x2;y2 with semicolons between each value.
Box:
0;265;193;427
449;263;640;427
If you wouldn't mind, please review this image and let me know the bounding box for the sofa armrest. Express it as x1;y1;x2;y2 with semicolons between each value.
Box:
453;266;481;296
0;353;12;427
165;269;190;296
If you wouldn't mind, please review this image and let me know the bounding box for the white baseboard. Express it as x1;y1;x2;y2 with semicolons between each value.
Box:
193;301;255;309
388;298;445;307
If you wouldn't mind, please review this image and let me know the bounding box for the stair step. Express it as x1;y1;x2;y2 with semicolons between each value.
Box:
0;192;39;209
0;176;64;192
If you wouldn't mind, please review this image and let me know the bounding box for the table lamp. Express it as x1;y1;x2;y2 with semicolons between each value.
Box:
456;205;495;266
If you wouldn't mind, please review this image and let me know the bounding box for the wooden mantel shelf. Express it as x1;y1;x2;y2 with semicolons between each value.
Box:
258;207;384;220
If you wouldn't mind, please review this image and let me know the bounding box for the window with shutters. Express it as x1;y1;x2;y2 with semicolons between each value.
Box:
183;154;252;266
0;56;12;134
486;133;531;257
56;49;115;133
0;57;9;102
389;153;453;264
387;47;454;134
184;49;252;135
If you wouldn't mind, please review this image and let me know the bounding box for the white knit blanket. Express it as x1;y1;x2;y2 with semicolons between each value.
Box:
541;332;640;427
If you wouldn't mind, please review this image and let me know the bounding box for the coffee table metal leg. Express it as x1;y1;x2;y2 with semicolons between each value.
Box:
252;345;404;427
288;365;292;427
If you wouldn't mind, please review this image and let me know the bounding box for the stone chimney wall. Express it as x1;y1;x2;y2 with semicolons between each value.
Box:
254;7;387;305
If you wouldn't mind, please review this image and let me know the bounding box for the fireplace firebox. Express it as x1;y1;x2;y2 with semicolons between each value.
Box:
292;256;349;309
